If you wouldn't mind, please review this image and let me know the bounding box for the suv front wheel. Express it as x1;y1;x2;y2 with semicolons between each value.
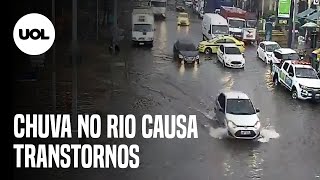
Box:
291;87;298;99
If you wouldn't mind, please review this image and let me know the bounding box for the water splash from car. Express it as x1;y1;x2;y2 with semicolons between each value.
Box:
257;128;280;143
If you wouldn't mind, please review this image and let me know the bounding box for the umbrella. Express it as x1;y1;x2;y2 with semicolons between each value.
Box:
301;22;319;28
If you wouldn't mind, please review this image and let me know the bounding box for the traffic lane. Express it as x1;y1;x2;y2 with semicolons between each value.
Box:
127;13;266;179
127;11;320;180
227;46;320;179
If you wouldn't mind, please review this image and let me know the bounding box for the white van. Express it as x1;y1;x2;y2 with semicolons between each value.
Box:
132;8;155;46
202;13;229;40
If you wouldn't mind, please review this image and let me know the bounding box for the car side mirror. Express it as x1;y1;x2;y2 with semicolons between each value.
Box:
256;108;260;113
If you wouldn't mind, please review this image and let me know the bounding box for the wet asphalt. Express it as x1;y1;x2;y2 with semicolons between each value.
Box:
109;6;320;180
12;5;320;180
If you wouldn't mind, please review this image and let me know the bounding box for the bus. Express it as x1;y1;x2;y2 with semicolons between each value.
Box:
150;0;167;19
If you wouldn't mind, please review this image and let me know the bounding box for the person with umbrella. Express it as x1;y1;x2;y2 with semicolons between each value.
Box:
301;22;319;49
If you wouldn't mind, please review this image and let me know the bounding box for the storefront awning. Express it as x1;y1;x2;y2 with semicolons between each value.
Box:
305;11;320;22
297;8;317;19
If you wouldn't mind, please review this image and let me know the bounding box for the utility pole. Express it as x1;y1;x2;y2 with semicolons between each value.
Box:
291;0;298;49
261;0;265;18
287;0;295;48
52;0;56;114
72;0;78;132
96;0;99;40
112;0;117;54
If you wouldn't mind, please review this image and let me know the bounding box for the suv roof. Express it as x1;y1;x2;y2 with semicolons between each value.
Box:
275;48;297;54
221;90;250;99
286;60;313;69
261;41;279;45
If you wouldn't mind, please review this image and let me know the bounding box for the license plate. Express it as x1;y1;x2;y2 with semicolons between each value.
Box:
139;42;144;45
240;131;251;135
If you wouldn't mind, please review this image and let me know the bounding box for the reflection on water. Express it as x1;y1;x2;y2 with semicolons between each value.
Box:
179;64;185;76
223;160;234;176
221;72;234;90
177;25;190;34
265;68;274;91
220;141;264;179
192;63;198;79
246;149;264;179
178;63;199;78
156;21;167;52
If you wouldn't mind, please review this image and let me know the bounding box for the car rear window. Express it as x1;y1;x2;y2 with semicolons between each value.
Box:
180;43;196;51
225;47;241;54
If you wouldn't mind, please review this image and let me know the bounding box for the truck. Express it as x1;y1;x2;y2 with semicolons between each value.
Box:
271;59;320;102
150;0;167;19
132;8;155;46
203;0;233;13
220;6;257;44
203;0;221;13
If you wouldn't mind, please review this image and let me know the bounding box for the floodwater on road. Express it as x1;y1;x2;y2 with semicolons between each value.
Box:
120;6;320;180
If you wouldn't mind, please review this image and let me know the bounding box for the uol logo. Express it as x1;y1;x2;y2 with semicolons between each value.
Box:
13;13;55;55
19;29;50;40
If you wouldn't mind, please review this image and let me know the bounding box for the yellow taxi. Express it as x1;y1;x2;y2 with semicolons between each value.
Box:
198;35;245;54
177;12;190;26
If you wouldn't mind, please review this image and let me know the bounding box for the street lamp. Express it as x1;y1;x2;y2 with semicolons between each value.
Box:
72;0;78;132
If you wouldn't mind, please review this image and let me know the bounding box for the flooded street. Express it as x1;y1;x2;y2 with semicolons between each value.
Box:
111;7;320;180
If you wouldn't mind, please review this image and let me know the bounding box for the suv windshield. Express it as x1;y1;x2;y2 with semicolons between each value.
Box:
226;99;256;115
179;14;188;18
212;25;229;34
282;53;299;60
180;43;196;51
295;68;319;79
225;47;241;54
266;44;280;52
246;20;257;28
133;24;152;32
229;19;245;28
151;1;166;7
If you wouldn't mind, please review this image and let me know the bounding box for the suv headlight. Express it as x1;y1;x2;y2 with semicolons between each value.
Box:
254;121;261;129
267;54;272;58
178;54;183;59
299;84;310;90
228;121;237;128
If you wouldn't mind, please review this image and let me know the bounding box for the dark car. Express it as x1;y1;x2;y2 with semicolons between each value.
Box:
173;39;200;64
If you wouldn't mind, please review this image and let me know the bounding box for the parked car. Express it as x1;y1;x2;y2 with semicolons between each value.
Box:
257;41;281;64
271;60;320;102
214;90;261;139
173;39;200;64
217;44;245;68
